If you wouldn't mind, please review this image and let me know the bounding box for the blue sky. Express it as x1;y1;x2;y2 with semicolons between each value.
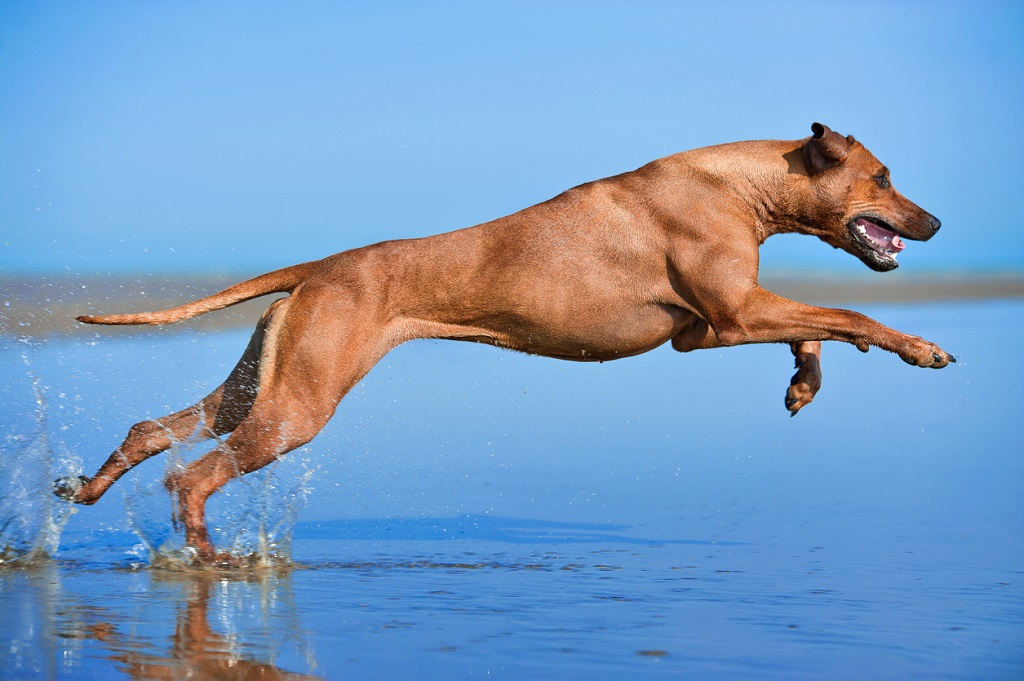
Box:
1;1;1022;276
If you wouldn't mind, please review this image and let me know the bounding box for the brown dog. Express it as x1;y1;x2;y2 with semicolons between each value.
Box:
55;123;952;561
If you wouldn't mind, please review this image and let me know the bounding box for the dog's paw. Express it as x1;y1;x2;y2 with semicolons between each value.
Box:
899;337;955;369
785;382;817;416
53;475;91;502
786;347;822;416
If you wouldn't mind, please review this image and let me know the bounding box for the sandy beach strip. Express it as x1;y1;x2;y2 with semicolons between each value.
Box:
2;272;1023;338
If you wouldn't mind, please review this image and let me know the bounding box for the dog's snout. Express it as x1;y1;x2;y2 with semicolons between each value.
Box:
928;214;941;233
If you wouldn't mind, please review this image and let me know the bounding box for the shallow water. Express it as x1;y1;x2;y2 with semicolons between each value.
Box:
1;301;1022;679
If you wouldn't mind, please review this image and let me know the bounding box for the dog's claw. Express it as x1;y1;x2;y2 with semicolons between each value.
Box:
785;393;809;417
53;475;90;501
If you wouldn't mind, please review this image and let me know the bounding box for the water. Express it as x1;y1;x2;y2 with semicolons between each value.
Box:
0;363;78;564
1;301;1022;679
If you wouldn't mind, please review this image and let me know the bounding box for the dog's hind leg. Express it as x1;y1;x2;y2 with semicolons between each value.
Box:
164;396;331;560
55;300;285;505
165;289;399;560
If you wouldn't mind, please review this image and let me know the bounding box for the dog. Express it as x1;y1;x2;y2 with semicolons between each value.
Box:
55;123;953;562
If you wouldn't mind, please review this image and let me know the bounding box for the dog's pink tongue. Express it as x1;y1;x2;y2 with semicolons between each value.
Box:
860;218;906;253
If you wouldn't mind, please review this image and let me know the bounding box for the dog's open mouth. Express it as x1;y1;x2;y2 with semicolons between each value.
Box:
850;216;905;268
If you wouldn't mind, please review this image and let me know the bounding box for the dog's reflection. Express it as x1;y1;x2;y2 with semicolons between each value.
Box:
83;570;321;681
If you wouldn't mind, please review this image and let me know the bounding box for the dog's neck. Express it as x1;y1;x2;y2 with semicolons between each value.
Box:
663;139;832;245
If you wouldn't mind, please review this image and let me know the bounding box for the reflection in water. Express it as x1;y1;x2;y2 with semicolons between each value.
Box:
0;564;321;680
0;563;66;679
90;570;321;681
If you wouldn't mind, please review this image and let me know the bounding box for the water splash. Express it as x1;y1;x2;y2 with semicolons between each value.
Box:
1;350;316;568
0;360;81;565
124;433;319;569
218;454;319;564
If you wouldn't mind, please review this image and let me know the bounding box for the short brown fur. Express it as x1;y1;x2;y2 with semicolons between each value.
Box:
58;124;952;562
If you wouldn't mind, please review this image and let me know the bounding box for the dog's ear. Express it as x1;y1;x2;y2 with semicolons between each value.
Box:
803;122;850;175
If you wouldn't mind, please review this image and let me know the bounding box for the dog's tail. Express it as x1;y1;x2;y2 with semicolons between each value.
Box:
77;261;317;326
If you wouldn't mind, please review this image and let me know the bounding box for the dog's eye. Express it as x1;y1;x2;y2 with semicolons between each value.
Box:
875;174;891;189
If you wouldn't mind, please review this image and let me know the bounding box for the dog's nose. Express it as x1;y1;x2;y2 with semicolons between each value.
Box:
928;214;941;232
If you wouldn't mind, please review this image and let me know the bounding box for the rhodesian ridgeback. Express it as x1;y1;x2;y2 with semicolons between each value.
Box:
56;123;953;562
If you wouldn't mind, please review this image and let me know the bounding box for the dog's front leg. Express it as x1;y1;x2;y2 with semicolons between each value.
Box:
786;341;821;416
728;288;955;368
671;316;824;415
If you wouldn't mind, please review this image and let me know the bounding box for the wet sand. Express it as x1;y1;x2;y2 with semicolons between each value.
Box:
3;272;1023;337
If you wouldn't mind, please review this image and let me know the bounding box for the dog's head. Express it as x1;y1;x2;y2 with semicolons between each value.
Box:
798;122;941;272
